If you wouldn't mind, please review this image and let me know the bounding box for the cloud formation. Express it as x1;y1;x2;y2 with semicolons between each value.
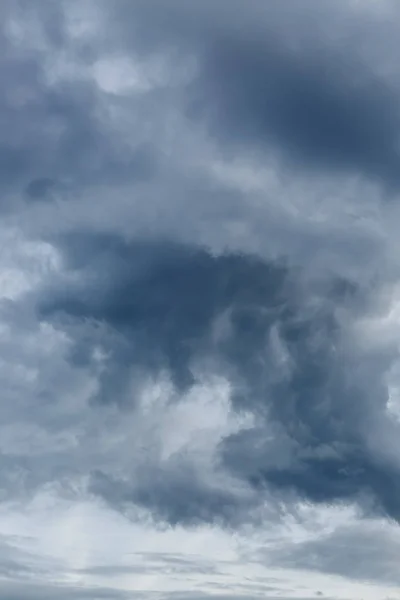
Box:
1;1;400;598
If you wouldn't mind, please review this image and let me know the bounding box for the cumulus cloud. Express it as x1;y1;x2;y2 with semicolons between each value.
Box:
1;1;400;599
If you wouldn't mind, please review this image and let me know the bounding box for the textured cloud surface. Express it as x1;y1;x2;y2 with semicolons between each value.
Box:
1;1;400;598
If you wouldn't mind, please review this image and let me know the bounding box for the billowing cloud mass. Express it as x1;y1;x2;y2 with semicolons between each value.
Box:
2;1;400;598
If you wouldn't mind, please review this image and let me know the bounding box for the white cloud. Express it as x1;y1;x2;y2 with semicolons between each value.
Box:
0;491;398;599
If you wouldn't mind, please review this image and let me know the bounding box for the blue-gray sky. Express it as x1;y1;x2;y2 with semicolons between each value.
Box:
1;1;400;598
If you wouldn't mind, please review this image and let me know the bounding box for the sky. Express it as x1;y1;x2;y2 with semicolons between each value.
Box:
1;0;400;598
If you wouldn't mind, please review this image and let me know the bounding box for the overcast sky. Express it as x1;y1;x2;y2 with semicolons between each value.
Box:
1;1;400;598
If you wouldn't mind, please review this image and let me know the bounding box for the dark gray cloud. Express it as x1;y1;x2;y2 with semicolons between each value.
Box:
1;0;400;598
104;0;400;187
0;2;160;212
34;234;400;528
270;523;400;585
38;234;289;393
191;33;400;185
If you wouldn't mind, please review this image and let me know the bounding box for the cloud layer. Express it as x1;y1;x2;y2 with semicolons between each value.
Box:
1;1;400;598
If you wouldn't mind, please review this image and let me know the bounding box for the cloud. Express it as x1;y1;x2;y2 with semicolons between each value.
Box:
0;0;159;215
0;490;395;600
1;1;400;599
101;0;400;186
272;521;400;585
191;13;400;186
31;233;400;528
0;581;134;600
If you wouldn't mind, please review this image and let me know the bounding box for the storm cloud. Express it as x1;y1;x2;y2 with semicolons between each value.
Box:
1;1;400;599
